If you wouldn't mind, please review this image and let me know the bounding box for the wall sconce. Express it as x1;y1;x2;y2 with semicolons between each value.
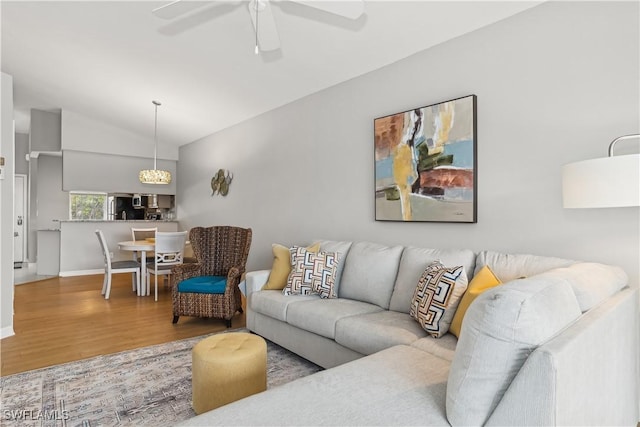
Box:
562;134;639;208
211;169;233;196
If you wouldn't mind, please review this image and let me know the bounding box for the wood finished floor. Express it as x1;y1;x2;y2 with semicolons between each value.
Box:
0;274;245;376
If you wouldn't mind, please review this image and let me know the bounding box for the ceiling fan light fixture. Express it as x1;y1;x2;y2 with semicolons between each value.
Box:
139;100;172;185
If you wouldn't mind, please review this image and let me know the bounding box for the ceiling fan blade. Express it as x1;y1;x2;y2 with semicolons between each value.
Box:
290;0;364;19
152;0;208;20
248;0;281;52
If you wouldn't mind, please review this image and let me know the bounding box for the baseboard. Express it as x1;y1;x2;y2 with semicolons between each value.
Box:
59;269;103;277
1;325;15;339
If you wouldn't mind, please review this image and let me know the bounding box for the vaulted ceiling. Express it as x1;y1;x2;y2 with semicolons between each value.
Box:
1;1;542;147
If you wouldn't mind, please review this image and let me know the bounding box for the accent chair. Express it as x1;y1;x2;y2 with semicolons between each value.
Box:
171;226;252;327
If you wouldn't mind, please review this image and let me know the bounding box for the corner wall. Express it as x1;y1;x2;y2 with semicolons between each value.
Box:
1;72;15;338
178;1;639;285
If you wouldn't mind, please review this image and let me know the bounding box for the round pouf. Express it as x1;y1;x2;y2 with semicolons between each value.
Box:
191;332;267;414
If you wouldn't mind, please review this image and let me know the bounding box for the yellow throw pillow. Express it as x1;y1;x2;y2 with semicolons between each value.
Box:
449;265;502;338
262;242;321;290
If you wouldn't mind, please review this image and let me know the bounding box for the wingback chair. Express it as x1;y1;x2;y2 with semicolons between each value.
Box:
171;226;252;327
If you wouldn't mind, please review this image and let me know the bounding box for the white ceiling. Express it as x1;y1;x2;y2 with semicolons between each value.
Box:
1;1;542;148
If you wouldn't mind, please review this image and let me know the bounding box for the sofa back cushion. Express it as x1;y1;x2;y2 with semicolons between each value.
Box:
316;240;353;297
474;250;575;282
338;242;404;309
446;275;582;426
529;262;627;312
389;247;476;313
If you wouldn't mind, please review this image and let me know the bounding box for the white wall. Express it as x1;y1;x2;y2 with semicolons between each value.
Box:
1;72;15;338
177;1;639;285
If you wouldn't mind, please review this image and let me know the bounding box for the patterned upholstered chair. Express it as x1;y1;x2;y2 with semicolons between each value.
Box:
171;226;252;327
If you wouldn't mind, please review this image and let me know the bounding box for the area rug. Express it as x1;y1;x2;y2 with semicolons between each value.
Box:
0;330;322;426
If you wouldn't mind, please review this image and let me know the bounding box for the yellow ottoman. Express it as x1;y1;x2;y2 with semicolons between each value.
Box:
191;332;267;414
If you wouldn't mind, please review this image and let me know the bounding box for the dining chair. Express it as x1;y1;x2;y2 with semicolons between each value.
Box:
95;229;141;299
147;231;189;301
131;227;157;260
131;227;157;291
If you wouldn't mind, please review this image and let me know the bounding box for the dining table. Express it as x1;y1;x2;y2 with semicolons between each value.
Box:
117;238;191;297
117;240;155;296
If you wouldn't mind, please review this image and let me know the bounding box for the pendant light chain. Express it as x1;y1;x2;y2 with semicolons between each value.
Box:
153;100;160;170
254;0;259;54
139;100;171;185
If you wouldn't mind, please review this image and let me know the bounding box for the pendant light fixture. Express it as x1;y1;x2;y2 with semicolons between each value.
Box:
139;100;172;185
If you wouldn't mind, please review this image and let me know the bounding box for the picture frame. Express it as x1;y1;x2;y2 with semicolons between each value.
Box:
374;94;477;223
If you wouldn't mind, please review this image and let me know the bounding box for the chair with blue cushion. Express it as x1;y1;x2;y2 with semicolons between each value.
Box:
171;226;252;327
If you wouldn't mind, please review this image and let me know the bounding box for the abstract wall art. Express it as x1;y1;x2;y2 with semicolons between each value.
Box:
374;95;477;223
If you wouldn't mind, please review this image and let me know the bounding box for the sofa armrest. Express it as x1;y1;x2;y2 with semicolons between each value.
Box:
486;287;639;426
244;270;271;296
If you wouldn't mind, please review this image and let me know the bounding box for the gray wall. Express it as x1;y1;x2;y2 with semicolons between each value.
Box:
178;1;639;284
63;150;177;194
1;72;15;337
37;155;68;230
31;109;61;152
178;6;640;416
14;133;28;175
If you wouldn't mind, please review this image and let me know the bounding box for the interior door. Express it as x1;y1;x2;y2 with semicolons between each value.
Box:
14;174;27;265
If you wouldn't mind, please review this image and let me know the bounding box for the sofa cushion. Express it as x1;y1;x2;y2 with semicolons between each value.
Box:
263;242;320;290
446;274;582;426
249;290;319;322
286;298;383;339
534;262;628;312
178;345;451;427
316;240;353;297
474;250;575;282
389;246;476;313
410;334;458;362
410;262;468;338
283;247;341;298
335;310;427;355
338;241;404;309
449;265;502;338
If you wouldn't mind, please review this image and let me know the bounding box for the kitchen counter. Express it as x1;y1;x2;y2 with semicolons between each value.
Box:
37;229;61;275
59;220;178;223
58;220;181;276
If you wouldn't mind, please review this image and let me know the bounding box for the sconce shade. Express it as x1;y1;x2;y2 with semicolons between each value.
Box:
562;153;640;208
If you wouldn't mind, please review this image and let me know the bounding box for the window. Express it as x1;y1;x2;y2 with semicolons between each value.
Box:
69;192;108;220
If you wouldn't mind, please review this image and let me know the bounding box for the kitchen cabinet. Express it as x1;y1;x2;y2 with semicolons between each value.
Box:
158;195;173;208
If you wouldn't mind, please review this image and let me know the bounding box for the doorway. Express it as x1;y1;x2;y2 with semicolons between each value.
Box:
14;173;26;268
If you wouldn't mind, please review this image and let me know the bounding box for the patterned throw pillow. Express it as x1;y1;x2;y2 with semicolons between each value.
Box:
410;261;468;338
283;247;340;298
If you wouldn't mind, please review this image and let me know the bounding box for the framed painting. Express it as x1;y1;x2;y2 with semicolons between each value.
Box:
374;95;477;223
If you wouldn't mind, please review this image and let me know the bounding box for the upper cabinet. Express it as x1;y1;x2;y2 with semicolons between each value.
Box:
30;109;61;152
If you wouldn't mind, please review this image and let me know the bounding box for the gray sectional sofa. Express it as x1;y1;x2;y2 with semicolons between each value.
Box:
181;240;639;426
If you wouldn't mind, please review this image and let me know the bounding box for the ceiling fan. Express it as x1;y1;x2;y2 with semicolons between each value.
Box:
153;0;365;54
